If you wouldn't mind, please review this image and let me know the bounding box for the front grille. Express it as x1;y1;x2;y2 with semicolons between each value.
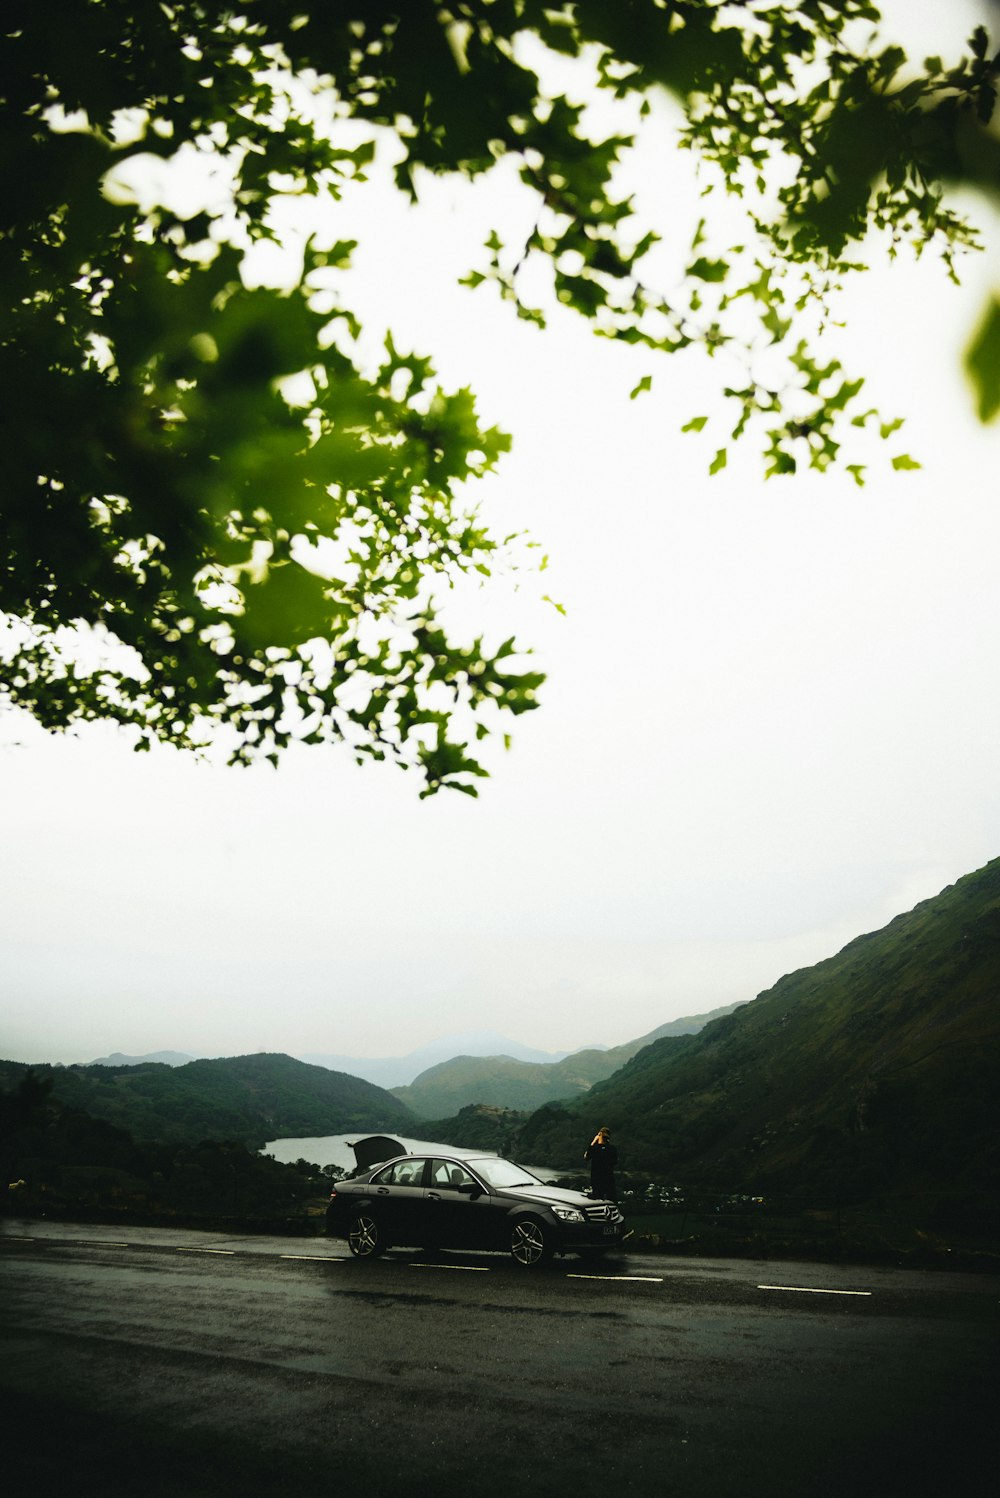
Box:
583;1204;622;1223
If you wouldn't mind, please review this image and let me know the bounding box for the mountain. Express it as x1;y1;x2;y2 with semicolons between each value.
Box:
517;860;1000;1216
391;1004;747;1118
300;1030;572;1089
0;1052;413;1148
83;1050;195;1068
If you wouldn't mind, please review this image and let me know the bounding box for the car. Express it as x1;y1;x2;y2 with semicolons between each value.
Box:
325;1151;625;1267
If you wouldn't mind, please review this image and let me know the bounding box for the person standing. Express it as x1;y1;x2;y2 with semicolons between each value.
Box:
584;1127;619;1201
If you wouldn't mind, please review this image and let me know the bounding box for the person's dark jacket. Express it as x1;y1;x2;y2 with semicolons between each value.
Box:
584;1141;618;1199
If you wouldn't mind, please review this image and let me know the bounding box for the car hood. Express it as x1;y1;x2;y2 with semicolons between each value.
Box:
503;1184;602;1209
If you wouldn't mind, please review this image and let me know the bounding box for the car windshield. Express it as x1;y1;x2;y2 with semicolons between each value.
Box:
471;1158;543;1190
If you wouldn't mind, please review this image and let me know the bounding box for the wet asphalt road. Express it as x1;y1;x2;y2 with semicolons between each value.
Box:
1;1219;997;1498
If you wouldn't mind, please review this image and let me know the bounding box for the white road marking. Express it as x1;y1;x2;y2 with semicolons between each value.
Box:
280;1254;346;1262
758;1284;872;1296
3;1236;36;1242
82;1241;130;1248
410;1263;490;1272
175;1247;236;1256
566;1274;663;1283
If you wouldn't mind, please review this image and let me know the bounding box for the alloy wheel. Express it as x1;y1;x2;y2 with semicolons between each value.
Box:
510;1218;550;1267
348;1213;384;1258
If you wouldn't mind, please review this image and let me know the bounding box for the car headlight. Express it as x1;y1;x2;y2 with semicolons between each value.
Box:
551;1205;584;1222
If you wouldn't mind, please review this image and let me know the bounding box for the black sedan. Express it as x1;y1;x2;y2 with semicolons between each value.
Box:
326;1152;625;1267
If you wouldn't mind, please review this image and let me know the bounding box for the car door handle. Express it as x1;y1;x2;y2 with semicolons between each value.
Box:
376;1187;390;1195
427;1192;442;1202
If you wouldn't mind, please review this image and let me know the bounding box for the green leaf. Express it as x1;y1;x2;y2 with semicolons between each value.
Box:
965;295;1000;423
891;454;921;471
709;447;728;475
762;306;792;342
630;375;653;399
681;415;709;433
765;451;797;478
689;257;729;283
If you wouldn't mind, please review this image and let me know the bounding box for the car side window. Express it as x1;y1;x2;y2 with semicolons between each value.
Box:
430;1159;476;1191
373;1159;425;1187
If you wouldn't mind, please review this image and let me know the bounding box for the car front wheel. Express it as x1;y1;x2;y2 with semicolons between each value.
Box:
347;1212;387;1258
510;1217;553;1268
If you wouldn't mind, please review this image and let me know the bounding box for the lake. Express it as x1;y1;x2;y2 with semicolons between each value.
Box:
262;1133;559;1181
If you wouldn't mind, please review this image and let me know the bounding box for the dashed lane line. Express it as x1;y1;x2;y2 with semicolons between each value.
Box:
3;1238;132;1249
410;1262;491;1273
280;1254;348;1262
758;1284;872;1297
566;1274;664;1283
175;1247;236;1256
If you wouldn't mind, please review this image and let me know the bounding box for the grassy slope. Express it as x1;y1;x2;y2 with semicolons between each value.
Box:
391;1003;746;1118
517;860;1000;1206
0;1052;414;1147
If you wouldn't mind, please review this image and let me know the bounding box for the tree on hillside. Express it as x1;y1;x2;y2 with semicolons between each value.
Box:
3;1;997;791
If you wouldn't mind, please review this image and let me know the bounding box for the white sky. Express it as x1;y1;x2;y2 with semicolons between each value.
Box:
2;0;999;1065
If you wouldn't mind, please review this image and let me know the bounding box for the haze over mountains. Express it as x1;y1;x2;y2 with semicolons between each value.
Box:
86;1050;197;1069
85;1032;584;1088
84;1013;745;1105
298;1031;579;1090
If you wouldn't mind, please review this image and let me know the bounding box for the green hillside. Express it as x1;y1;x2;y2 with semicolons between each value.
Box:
392;1004;744;1117
518;860;1000;1216
0;1052;413;1148
417;1103;528;1153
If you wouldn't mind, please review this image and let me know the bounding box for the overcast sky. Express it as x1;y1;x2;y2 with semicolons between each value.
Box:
3;0;999;1067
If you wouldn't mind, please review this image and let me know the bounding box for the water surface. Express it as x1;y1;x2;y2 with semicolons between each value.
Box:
263;1132;558;1180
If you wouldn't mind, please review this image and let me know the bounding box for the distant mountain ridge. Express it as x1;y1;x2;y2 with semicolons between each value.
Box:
517;859;1000;1212
0;1052;413;1148
299;1030;572;1089
76;1016;740;1102
391;1004;747;1118
84;1050;196;1068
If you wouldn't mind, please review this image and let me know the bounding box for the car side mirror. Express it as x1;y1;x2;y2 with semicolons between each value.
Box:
456;1182;481;1197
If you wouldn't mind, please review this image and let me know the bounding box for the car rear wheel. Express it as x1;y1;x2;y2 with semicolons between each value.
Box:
347;1212;387;1258
510;1217;553;1268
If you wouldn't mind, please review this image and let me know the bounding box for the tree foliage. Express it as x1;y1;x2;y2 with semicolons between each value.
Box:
2;1;997;788
0;1071;326;1220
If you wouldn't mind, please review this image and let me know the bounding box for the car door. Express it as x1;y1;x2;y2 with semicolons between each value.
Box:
425;1158;493;1249
365;1157;429;1245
